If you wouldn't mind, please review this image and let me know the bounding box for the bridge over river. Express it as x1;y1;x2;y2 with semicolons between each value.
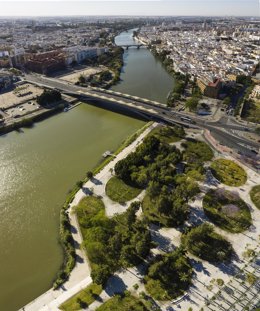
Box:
120;44;144;49
25;73;260;158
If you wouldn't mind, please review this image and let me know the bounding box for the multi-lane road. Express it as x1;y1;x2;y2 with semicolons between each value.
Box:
25;73;260;157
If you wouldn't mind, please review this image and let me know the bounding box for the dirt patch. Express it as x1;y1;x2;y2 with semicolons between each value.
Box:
222;204;240;218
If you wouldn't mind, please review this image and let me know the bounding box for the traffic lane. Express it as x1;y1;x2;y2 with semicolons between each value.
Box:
209;130;254;157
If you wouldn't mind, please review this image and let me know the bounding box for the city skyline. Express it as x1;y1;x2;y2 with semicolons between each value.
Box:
0;0;259;17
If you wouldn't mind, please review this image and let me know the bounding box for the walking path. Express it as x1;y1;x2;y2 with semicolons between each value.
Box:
20;122;156;311
71;122;157;217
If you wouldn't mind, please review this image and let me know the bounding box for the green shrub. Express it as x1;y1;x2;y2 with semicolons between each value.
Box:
210;159;247;186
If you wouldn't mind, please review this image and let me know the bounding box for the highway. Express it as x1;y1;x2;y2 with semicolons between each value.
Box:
25;73;260;157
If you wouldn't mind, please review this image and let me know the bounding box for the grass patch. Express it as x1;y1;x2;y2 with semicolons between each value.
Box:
96;294;150;311
203;189;252;233
147;125;185;143
145;248;193;301
75;196;151;285
59;283;102;311
182;223;233;263
105;176;142;203
210;159;247;187
250;185;260;209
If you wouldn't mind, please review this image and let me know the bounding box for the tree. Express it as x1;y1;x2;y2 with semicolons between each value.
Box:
156;195;171;215
147;181;161;198
87;171;93;179
78;75;86;84
76;180;83;188
186;97;199;111
223;96;231;106
37;89;62;107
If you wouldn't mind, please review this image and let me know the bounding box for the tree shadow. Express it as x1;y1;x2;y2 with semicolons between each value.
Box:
93;294;103;302
70;224;78;234
91;177;103;185
182;292;199;306
105;275;127;297
214;261;240;277
150;229;176;253
190;259;211;276
73;239;80;249
188;206;208;226
82;187;93;195
75;254;84;264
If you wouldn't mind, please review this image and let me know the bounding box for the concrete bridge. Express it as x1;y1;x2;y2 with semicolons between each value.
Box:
24;73;260;158
120;44;144;49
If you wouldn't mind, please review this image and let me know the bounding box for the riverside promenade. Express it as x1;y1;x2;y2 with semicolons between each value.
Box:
20;122;156;311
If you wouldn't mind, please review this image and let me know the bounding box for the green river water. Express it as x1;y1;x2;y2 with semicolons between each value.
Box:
0;29;174;311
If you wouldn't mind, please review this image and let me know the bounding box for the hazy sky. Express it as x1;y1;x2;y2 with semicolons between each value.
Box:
0;0;259;17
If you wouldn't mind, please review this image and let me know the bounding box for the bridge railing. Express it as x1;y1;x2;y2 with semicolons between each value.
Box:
90;86;167;110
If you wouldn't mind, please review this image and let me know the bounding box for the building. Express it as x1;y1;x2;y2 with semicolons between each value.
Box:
204;78;222;98
197;77;222;98
24;50;66;74
63;46;107;66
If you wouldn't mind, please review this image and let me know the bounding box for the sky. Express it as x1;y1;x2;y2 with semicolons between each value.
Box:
0;0;259;17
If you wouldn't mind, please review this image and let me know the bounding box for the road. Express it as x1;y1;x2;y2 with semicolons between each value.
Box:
24;73;260;157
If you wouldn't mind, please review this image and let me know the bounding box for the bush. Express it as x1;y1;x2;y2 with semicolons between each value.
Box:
210;159;247;186
182;223;233;263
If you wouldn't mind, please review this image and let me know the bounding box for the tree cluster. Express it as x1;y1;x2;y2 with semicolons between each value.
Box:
115;134;201;227
182;223;233;263
115;135;181;188
37;89;62;107
78;199;151;285
145;248;193;300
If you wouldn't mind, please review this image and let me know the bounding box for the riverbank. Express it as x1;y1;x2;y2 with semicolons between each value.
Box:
52;120;152;289
20;121;155;311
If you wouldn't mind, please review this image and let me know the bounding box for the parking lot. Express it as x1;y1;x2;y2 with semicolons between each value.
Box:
0;83;42;110
4;100;40;120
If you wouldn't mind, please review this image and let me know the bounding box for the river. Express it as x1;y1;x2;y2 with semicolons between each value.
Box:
0;29;174;311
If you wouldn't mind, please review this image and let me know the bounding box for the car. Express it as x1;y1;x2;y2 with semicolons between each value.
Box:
166;307;173;311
